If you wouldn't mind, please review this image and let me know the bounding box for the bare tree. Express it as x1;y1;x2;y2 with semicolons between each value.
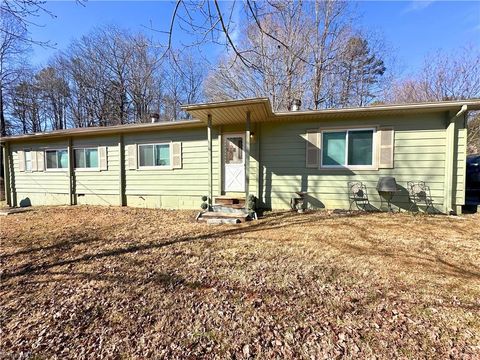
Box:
334;36;386;107
1;10;29;136
387;46;480;153
467;112;479;155
309;0;350;109
205;2;311;111
204;1;386;110
11;72;45;134
387;46;480;103
35;66;69;130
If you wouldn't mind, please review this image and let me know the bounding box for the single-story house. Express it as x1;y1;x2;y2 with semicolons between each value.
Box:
1;98;479;214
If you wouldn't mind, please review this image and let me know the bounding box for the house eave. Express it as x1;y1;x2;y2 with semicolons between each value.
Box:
0;120;204;143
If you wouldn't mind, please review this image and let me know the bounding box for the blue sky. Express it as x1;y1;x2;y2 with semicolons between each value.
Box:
27;1;480;75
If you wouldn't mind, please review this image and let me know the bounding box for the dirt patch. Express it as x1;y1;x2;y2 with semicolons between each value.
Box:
1;206;479;359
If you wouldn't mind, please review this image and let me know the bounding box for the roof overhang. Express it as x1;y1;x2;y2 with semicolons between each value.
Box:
2;98;479;143
1;120;204;143
182;98;480;125
181;97;273;125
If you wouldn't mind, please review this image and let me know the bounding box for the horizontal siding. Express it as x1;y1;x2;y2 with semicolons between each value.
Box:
258;113;455;212
6;111;466;212
10;140;70;203
124;128;215;199
73;136;120;197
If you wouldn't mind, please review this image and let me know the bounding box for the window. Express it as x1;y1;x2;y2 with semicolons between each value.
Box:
225;136;243;164
74;148;98;169
138;143;171;168
24;150;32;171
321;129;374;168
45;149;68;170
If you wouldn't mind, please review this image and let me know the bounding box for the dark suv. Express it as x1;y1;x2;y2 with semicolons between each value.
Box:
466;154;480;206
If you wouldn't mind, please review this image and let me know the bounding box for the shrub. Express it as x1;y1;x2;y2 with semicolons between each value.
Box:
247;194;257;211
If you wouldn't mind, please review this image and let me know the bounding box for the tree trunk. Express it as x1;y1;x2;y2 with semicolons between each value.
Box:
0;86;6;137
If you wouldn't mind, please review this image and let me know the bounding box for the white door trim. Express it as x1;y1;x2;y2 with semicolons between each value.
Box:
223;133;246;193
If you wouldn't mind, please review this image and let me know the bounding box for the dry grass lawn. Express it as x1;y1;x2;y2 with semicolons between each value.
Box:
1;206;479;359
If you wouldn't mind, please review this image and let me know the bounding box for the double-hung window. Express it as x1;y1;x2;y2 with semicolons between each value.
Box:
321;129;375;169
45;149;68;170
74;148;99;169
24;150;32;171
138;143;171;168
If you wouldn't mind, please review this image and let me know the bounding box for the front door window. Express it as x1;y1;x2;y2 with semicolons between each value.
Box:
226;137;243;164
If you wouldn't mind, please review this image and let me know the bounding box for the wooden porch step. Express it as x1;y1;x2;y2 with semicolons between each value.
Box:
214;196;246;206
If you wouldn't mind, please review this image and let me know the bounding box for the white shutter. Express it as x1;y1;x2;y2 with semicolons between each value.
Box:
378;128;395;169
172;142;182;169
306;130;320;168
31;151;38;171
98;146;108;171
37;151;45;171
127;144;137;170
18;150;25;172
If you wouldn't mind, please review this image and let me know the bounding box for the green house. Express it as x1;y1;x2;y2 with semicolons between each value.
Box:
1;98;479;214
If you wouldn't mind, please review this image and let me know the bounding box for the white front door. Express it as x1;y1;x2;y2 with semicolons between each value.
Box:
224;134;245;192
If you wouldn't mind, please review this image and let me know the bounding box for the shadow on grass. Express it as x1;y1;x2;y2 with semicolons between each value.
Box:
2;210;479;285
1;211;369;280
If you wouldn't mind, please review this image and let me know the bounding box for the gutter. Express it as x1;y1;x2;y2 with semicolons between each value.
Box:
455;104;468;118
444;104;468;214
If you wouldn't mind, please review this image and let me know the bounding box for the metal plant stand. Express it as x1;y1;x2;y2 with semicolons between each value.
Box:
290;191;307;213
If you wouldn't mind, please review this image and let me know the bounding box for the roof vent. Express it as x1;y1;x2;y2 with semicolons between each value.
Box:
290;99;302;111
150;113;160;123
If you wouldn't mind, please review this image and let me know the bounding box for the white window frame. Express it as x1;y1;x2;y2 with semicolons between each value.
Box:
45;148;69;171
137;142;173;170
73;147;100;171
320;127;377;170
24;149;32;172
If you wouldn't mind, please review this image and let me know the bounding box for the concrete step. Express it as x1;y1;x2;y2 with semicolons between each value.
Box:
206;218;241;225
211;204;248;214
199;211;249;223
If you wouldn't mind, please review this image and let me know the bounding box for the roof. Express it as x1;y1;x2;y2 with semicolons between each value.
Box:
1;120;204;143
182;98;480;124
2;98;479;142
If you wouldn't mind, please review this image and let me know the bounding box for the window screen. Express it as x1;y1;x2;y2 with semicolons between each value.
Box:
46;149;68;169
348;130;373;165
321;129;374;168
322;131;346;166
74;148;98;168
139;144;171;167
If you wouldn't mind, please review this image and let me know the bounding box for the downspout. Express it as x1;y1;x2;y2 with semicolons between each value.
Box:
2;142;12;206
68;137;75;205
444;105;467;214
245;111;251;198
207;114;213;208
118;134;126;206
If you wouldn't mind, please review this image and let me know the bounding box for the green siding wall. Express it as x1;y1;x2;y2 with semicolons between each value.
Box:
124;127;218;209
5;111;467;213
10;140;70;206
257;113;464;212
72;136;121;206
